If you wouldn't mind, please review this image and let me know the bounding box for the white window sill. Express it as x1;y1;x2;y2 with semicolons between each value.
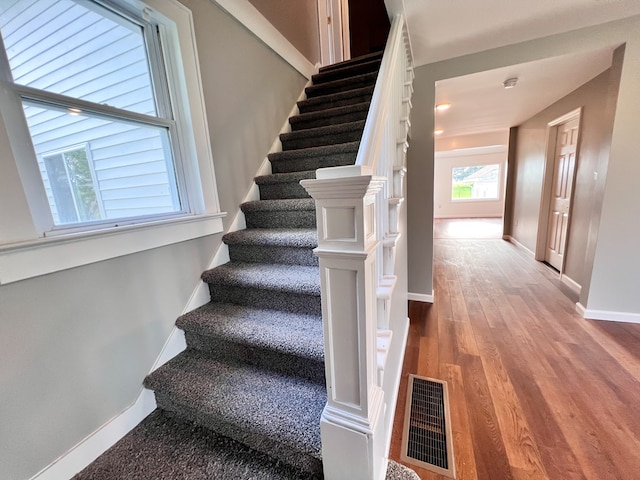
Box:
0;213;225;285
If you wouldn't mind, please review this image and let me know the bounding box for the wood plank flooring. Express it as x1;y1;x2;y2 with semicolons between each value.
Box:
389;220;640;480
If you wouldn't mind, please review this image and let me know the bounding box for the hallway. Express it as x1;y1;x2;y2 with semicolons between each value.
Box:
390;219;640;479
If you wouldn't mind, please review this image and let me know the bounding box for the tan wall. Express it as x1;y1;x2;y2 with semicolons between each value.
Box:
248;0;321;64
0;1;306;478
510;55;622;291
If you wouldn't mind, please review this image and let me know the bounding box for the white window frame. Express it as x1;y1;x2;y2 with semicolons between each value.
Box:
0;0;224;285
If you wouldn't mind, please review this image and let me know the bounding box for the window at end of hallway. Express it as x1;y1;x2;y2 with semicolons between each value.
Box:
451;164;500;201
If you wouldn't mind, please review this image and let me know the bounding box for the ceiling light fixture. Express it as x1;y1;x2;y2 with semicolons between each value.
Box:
434;129;444;135
503;77;518;89
435;103;451;111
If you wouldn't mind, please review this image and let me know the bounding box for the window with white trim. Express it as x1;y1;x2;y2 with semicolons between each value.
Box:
0;0;224;284
0;0;206;234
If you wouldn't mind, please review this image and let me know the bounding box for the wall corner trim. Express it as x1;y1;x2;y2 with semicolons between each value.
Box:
212;0;315;78
581;308;640;324
30;389;156;480
408;291;434;303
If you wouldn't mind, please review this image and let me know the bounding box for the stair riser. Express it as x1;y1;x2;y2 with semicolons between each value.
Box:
258;181;310;200
289;109;368;132
281;128;364;151
312;60;381;84
318;51;383;73
305;76;377;98
244;210;316;229
184;332;325;384
228;244;318;266
153;394;323;476
209;285;321;316
270;152;357;174
298;90;373;114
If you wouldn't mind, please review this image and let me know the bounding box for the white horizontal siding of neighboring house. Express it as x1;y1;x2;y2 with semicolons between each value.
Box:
0;0;180;225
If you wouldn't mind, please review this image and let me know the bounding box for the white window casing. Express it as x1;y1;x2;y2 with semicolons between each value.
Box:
0;0;224;285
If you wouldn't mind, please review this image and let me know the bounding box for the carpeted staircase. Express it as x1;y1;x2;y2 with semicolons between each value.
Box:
74;51;418;480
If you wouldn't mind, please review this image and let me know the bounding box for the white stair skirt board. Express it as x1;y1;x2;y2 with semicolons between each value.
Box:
30;389;157;480
578;305;640;324
384;317;410;456
408;291;434;303
212;0;314;78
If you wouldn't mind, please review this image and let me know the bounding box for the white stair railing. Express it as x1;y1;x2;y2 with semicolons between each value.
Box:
301;14;414;480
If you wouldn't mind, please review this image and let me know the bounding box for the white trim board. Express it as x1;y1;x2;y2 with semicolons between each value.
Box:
212;0;315;79
503;235;535;257
578;306;640;324
30;389;156;480
408;291;434;303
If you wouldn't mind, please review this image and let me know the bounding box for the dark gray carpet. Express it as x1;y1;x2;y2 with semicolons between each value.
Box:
74;50;419;480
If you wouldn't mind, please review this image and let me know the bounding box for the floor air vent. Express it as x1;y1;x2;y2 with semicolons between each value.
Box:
400;375;456;478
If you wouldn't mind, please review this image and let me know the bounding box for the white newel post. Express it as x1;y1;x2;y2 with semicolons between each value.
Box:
301;172;388;480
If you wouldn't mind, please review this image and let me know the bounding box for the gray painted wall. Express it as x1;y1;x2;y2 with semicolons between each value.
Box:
0;1;306;478
407;15;640;314
509;54;622;296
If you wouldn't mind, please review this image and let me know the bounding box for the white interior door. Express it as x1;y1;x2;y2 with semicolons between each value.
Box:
545;117;579;270
318;0;350;65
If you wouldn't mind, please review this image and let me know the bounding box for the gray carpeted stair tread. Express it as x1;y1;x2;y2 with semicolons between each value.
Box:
144;350;325;474
298;85;374;114
280;120;365;150
255;170;316;185
72;410;318;480
305;71;377;98
241;199;316;229
269;140;359;164
312;58;381;84
288;102;370;131
318;50;383;73
224;228;318;266
202;261;320;296
268;141;359;174
254;171;315;200
223;228;317;248
240;198;315;213
177;302;323;362
386;460;421;480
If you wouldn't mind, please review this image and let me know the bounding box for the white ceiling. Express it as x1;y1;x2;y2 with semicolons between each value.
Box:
404;0;640;66
434;48;614;138
398;0;640;140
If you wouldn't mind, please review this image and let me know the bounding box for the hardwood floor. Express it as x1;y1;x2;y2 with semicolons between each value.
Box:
390;220;640;480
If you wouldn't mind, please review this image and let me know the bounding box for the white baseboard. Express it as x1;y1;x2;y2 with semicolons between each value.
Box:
408;291;434;303
580;307;640;324
560;274;582;296
212;0;315;78
31;389;156;480
575;302;586;316
503;235;535;256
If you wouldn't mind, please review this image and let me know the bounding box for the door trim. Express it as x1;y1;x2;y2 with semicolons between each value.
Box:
535;107;582;274
317;0;351;65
